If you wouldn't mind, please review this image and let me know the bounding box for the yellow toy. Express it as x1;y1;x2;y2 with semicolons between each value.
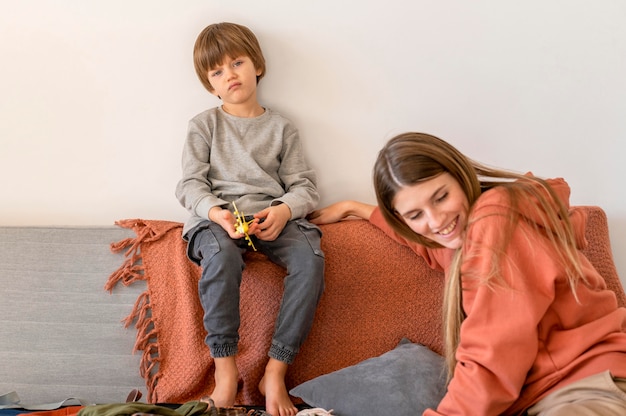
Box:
232;202;257;251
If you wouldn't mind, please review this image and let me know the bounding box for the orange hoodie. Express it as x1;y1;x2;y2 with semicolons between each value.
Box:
369;177;626;415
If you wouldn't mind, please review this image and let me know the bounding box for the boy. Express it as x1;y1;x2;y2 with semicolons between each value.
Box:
175;22;325;416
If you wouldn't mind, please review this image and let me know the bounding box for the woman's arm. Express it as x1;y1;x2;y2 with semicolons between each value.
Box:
308;200;376;224
310;200;451;271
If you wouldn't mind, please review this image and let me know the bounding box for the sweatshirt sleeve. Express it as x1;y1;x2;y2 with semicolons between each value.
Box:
272;126;319;219
175;118;228;219
425;205;558;415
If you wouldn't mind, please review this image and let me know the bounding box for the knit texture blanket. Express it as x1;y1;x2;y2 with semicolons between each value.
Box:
104;208;625;406
104;218;446;406
107;219;292;405
106;219;211;404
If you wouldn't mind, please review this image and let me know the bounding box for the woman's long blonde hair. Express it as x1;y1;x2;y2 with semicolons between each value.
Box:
373;132;586;379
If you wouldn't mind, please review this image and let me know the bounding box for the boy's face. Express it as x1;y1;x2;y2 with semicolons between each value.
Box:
207;55;262;108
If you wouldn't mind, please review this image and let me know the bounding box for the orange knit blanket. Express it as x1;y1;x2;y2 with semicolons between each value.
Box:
104;208;626;407
104;218;447;406
106;218;295;406
106;219;211;404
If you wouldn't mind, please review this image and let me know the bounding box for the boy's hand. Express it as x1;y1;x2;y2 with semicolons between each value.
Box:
208;206;244;239
248;203;291;242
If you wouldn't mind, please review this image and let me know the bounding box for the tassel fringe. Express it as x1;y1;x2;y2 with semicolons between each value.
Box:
106;219;164;403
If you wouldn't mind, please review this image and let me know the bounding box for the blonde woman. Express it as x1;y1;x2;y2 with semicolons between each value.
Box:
309;132;626;415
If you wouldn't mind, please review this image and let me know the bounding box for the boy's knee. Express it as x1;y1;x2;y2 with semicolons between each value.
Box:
291;247;324;274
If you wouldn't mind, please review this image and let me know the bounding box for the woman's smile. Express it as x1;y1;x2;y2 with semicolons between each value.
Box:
393;172;469;249
438;216;458;236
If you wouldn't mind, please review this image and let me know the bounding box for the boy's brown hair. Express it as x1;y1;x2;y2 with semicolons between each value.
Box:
193;22;266;93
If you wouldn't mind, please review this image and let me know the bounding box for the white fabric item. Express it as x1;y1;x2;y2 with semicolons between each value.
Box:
296;408;334;415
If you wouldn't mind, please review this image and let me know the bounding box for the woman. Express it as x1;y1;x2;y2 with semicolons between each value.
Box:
309;132;626;415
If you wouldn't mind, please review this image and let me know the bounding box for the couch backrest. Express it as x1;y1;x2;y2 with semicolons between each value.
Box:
287;206;626;400
580;206;626;307
0;206;623;407
0;226;145;407
241;206;626;404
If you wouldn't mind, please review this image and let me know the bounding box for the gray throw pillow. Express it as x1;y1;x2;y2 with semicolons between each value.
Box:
289;339;447;416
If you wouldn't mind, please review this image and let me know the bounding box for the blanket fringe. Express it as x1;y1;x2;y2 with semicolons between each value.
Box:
123;291;150;328
105;220;156;291
132;295;161;403
105;258;145;291
138;342;161;403
106;219;165;403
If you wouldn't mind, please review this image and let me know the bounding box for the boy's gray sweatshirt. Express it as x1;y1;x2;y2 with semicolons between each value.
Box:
175;106;319;237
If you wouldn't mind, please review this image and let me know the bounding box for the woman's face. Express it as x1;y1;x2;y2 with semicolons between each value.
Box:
393;172;470;249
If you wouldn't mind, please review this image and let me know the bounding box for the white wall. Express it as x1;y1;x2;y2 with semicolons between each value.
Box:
2;1;625;286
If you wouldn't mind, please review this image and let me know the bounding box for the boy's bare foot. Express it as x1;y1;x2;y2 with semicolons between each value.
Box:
258;359;297;416
207;356;239;408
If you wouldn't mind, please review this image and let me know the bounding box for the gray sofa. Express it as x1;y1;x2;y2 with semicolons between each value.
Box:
1;207;625;412
0;226;144;408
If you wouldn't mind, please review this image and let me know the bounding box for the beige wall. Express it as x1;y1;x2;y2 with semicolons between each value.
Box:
2;0;625;285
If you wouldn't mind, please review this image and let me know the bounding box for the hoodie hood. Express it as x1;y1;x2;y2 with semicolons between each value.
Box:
477;174;588;250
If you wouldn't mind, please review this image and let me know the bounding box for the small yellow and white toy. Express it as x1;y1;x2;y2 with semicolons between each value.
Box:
232;202;257;251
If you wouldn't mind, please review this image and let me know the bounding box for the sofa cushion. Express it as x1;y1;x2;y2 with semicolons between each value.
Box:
289;338;447;416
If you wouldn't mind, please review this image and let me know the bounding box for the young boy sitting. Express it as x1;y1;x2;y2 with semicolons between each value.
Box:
175;22;325;416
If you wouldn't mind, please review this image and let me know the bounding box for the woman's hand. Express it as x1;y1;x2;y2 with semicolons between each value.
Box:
308;200;376;225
